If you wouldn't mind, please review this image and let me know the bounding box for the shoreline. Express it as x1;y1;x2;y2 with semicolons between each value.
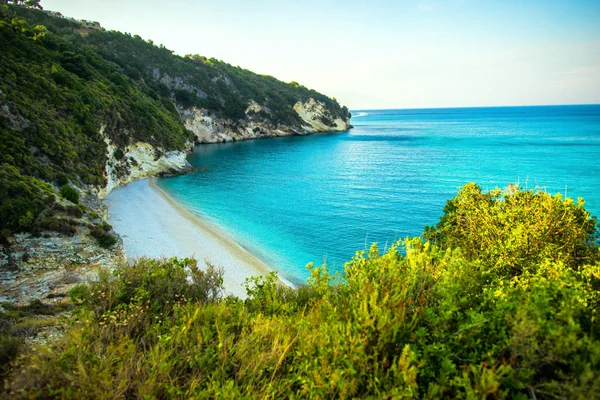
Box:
105;178;290;298
148;179;278;277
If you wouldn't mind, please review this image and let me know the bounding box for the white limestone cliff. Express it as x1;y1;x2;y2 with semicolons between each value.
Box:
180;98;351;144
96;126;193;199
293;98;350;133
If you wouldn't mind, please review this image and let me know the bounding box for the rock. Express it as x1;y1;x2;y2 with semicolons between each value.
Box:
180;97;350;145
96;126;194;199
0;227;124;304
293;98;351;132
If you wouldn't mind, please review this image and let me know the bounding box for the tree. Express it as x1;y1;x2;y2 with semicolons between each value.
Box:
2;0;42;9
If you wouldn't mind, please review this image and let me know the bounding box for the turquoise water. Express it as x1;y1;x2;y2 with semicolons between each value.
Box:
158;105;600;285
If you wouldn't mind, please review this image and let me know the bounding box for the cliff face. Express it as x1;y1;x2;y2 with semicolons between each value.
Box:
97;126;193;199
181;98;351;144
150;68;351;145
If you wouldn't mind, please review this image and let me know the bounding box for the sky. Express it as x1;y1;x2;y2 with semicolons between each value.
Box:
40;0;600;110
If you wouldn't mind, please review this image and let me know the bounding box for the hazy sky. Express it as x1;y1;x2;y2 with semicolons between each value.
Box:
41;0;600;109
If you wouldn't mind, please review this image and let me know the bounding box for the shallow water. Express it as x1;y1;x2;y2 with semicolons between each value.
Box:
158;105;600;285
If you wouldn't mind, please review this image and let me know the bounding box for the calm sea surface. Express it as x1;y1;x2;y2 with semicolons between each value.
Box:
158;105;600;285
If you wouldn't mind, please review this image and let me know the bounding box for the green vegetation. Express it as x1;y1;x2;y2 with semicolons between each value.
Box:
89;221;118;249
424;182;599;274
0;163;53;239
59;185;78;204
0;299;71;388
3;184;598;398
0;4;349;240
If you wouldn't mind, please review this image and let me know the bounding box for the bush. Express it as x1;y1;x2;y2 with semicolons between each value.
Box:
89;223;117;248
69;258;224;319
59;184;79;204
113;148;124;160
0;334;22;382
37;216;77;236
0;300;69;390
0;164;51;235
424;183;599;275
65;204;82;218
56;173;68;186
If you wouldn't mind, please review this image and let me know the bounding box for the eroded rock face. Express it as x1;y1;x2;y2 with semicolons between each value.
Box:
180;98;351;144
96;126;194;199
293;98;351;132
0;230;124;304
181;107;297;143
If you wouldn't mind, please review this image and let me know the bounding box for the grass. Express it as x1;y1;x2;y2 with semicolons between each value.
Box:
0;300;72;388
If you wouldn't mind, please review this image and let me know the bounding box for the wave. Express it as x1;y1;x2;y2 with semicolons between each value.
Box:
351;112;369;118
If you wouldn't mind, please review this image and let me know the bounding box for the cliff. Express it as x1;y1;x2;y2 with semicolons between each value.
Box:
98;127;194;199
181;98;351;144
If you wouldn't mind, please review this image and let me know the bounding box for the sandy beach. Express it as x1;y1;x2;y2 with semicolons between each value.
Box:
105;178;276;298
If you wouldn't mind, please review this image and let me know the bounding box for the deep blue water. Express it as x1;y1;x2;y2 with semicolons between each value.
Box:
158;105;600;285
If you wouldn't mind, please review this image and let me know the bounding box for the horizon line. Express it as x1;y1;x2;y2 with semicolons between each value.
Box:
349;103;600;112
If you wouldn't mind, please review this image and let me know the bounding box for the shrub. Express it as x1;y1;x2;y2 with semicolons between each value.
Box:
37;216;77;236
89;224;117;248
0;300;69;390
59;184;79;204
424;183;599;276
0;164;50;235
65;204;82;218
113;148;124;160
55;173;68;186
0;334;22;383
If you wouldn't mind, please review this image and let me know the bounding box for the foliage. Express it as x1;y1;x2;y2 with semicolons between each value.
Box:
55;173;68;186
89;221;117;248
3;184;599;399
0;299;71;389
0;163;53;234
424;183;599;275
59;184;78;204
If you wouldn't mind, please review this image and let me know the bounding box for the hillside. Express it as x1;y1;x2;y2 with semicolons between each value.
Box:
0;3;351;243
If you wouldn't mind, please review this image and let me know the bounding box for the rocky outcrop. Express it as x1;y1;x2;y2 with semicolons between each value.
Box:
96;126;194;199
180;98;352;144
146;68;351;144
181;107;295;143
293;98;350;133
0;229;124;304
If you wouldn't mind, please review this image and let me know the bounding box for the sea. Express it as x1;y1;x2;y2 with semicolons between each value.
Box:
157;105;600;286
